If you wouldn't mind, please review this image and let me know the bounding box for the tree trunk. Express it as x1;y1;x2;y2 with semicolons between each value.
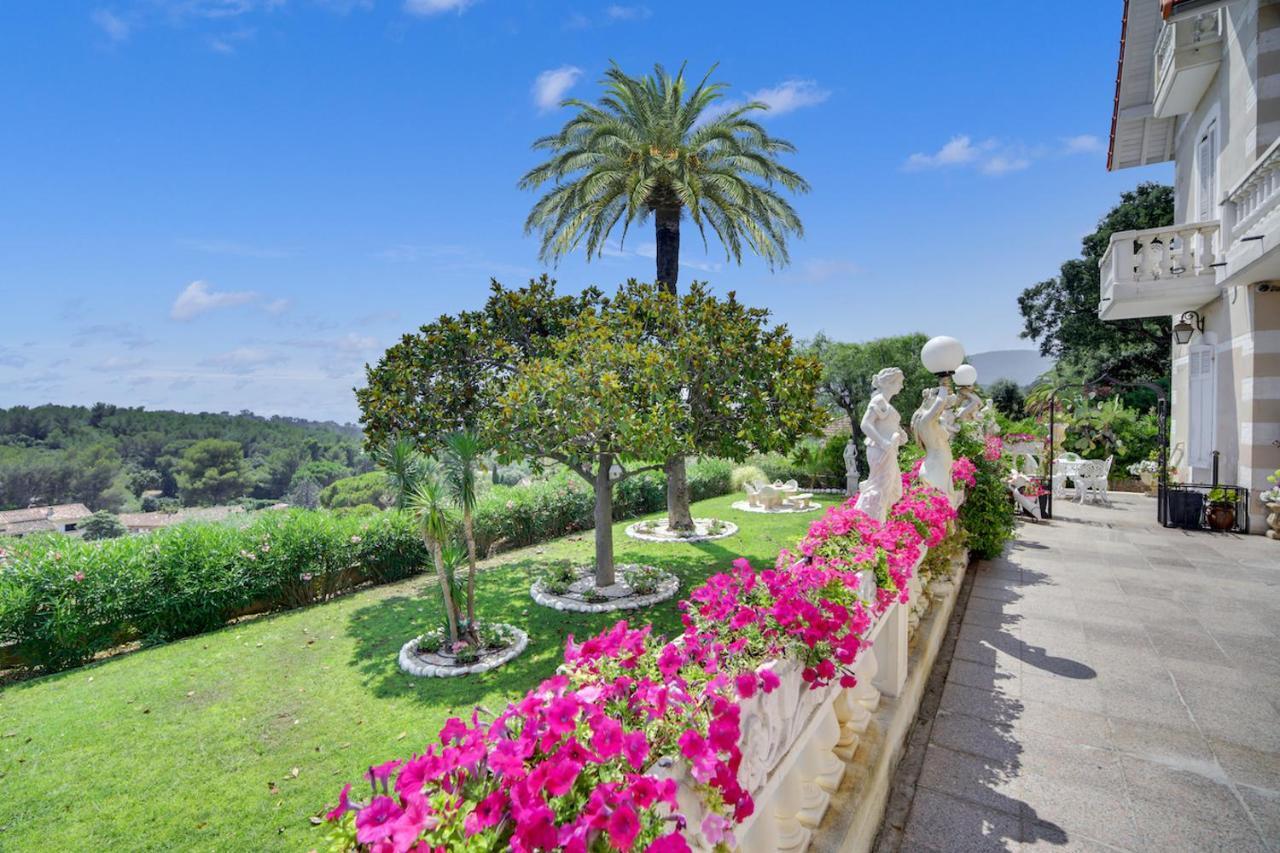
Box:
654;206;680;295
664;455;695;532
463;509;477;635
431;539;460;646
593;454;616;588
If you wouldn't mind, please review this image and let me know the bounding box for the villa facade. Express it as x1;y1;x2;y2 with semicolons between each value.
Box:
1104;0;1280;531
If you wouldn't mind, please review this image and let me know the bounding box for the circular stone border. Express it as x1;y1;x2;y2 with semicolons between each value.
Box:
624;517;739;543
530;564;680;613
730;499;825;514
398;624;528;678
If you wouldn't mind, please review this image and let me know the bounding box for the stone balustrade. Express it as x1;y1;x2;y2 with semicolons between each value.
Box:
664;534;970;852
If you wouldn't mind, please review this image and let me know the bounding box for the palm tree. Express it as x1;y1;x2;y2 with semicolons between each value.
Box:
521;62;809;530
407;476;462;646
441;429;483;632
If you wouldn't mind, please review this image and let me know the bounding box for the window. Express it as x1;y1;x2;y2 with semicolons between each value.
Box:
1197;122;1217;222
1187;345;1216;467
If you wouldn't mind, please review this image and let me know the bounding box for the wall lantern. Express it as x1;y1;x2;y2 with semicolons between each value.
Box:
1172;310;1204;345
921;336;966;378
954;364;978;388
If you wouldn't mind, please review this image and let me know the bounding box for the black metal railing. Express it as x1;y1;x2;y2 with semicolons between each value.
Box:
1159;482;1251;533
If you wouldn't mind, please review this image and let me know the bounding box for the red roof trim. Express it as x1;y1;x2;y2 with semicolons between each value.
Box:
1107;0;1131;171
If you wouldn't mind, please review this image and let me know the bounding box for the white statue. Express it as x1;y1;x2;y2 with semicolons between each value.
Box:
912;386;956;504
843;434;859;497
854;367;907;522
955;386;983;423
979;398;1000;437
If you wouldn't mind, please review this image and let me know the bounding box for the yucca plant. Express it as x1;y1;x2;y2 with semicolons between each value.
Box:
374;435;425;510
407;477;462;646
441;429;484;632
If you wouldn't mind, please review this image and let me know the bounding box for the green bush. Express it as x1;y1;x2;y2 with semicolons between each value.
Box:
320;471;389;509
0;510;427;672
951;424;1015;560
731;465;766;492
687;458;732;502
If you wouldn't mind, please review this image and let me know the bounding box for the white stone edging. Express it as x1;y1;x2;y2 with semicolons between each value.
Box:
530;565;680;613
397;624;528;678
624;517;739;543
730;500;824;515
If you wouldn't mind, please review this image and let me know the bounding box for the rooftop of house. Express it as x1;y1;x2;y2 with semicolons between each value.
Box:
117;505;247;531
0;503;93;526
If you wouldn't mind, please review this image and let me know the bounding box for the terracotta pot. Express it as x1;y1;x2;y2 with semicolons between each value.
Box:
1206;503;1235;532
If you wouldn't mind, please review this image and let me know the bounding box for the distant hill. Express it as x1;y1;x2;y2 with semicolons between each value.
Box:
966;349;1054;389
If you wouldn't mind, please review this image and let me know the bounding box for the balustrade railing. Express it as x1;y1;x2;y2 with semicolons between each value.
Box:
1226;137;1280;242
1099;221;1220;304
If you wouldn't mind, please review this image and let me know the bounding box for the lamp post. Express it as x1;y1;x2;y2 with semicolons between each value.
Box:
954;363;977;388
921;336;966;389
1172;310;1203;345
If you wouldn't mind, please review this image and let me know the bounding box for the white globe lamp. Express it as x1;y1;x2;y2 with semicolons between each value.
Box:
954;364;978;388
921;336;966;378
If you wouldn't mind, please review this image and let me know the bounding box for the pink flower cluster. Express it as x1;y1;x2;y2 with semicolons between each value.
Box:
982;434;1003;462
952;457;977;489
324;480;957;852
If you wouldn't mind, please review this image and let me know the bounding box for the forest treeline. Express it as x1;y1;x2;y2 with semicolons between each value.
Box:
0;403;369;511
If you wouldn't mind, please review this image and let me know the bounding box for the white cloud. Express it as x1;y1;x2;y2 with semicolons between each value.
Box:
90;355;147;372
980;154;1031;175
791;258;862;284
904;135;989;170
533;66;582;113
1062;134;1103;154
606;5;651;21
92;9;131;41
403;0;474;16
264;298;291;315
202;346;276;371
747;79;830;116
170;280;258;320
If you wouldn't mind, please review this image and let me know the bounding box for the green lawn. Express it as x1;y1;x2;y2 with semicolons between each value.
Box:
0;495;825;852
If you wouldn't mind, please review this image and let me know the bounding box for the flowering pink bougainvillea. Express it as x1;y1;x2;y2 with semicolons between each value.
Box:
982;434;1003;462
952;457;977;489
322;476;956;852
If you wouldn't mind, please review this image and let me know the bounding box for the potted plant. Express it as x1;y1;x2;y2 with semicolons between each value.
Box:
1260;469;1280;540
1127;458;1159;496
1205;487;1239;532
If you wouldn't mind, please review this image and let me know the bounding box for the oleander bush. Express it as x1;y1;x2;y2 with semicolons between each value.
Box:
951;424;1015;559
0;510;427;672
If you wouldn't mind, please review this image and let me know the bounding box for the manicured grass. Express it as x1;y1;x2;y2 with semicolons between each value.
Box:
0;495;827;852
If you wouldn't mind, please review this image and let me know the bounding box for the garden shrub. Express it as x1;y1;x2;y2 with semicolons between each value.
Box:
0;510;427;672
950;424;1015;560
687;457;732;501
730;464;766;491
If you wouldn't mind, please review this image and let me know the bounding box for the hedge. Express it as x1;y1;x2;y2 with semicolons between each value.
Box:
0;458;736;672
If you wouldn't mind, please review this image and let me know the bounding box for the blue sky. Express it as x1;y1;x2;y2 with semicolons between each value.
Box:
0;0;1171;423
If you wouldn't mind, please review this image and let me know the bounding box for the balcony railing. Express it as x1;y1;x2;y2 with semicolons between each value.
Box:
1225;137;1280;242
1153;7;1224;118
1098;221;1221;320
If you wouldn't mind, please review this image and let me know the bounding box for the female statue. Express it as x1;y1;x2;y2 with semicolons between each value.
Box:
913;386;957;504
843;434;859;496
854;367;906;522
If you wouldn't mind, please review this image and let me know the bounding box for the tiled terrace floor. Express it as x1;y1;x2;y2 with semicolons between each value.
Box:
885;492;1280;852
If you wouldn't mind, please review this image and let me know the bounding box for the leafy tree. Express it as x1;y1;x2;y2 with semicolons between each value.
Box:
808;333;935;476
441;429;483;631
286;477;321;510
988;378;1026;419
319;471;390;509
173;439;251;505
495;295;684;586
290;460;350;490
81;510;126;541
609;282;825;528
1018;182;1174;385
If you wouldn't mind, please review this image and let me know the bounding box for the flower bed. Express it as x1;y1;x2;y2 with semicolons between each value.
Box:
624;518;738;543
398;623;528;678
530;564;680;613
321;474;958;852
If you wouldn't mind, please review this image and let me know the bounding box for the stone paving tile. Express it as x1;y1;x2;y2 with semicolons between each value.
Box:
901;788;1024;852
886;493;1280;853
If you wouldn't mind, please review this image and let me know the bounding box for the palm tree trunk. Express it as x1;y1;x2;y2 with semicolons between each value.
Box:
463;510;477;630
655;206;680;295
655;205;696;531
592;454;616;588
431;539;460;646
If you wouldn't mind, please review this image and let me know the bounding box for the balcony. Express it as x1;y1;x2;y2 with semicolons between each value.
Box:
1098;221;1221;321
1152;7;1223;119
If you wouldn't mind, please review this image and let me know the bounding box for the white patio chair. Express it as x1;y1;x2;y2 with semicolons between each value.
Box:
757;485;785;510
744;482;762;507
1053;452;1083;497
1074;456;1113;504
